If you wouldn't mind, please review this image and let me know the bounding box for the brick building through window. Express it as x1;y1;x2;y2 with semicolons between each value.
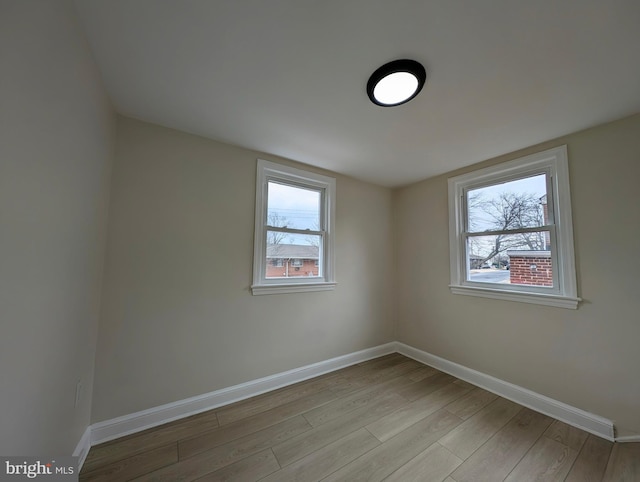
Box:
265;244;319;278
507;195;553;286
507;250;553;286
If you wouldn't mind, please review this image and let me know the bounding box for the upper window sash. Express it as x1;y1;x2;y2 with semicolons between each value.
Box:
463;171;553;236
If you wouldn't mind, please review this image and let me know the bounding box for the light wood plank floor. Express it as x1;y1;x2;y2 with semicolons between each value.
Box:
80;354;639;481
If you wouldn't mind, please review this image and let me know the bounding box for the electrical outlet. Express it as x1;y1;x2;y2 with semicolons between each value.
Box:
75;380;82;408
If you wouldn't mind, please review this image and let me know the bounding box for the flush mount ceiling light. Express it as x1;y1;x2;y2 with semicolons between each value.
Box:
367;59;426;107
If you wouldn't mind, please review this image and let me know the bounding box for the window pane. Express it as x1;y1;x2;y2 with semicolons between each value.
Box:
267;181;321;231
265;232;321;279
467;174;548;233
467;233;553;287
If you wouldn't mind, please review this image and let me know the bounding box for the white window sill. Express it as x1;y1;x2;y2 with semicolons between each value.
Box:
252;282;337;296
449;285;580;309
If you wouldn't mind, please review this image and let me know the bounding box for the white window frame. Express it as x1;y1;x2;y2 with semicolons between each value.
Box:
252;159;336;295
448;146;580;309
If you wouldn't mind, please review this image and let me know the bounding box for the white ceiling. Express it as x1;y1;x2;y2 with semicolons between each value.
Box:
75;0;640;187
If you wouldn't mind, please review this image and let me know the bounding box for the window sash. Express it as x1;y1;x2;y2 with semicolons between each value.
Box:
463;169;552;234
264;230;324;279
265;226;325;237
464;228;560;294
464;225;552;237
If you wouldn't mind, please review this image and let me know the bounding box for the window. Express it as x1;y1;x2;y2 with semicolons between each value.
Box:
448;146;579;308
252;159;336;295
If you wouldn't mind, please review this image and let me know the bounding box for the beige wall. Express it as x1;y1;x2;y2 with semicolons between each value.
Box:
394;114;640;437
91;117;395;422
0;1;114;453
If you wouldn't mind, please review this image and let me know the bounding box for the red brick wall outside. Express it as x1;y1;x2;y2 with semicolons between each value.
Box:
509;254;553;286
265;259;319;278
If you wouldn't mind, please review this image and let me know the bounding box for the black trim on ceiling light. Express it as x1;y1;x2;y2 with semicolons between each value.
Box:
367;59;427;107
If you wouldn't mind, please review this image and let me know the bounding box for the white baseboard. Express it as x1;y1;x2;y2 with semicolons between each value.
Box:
73;426;91;471
90;342;396;445
616;435;640;443
395;342;616;441
79;340;636;465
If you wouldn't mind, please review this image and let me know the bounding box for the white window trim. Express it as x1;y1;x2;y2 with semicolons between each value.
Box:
448;145;580;309
252;159;336;295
